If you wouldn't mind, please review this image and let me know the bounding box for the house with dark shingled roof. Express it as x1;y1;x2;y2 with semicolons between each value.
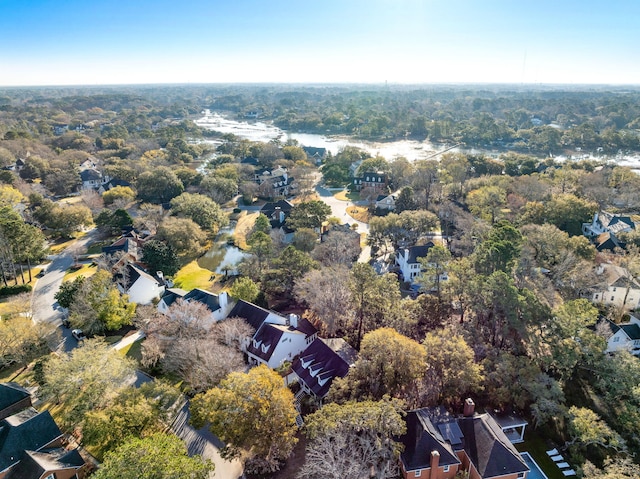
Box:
291;338;357;402
400;399;529;479
0;383;85;479
600;315;640;356
227;300;317;369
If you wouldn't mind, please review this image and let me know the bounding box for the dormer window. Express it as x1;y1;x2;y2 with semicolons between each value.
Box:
261;343;270;354
253;339;261;349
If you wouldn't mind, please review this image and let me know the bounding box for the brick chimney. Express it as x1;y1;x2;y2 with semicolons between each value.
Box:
463;398;475;417
430;450;440;476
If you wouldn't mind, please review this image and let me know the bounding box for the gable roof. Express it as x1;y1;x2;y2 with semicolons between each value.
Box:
302;146;327;157
458;414;528;479
402;242;435;264
6;448;84;479
261;199;294;216
123;264;161;291
400;408;462;472
183;288;221;313
292;338;356;398
102;178;131;191
0;409;63;473
80;169;102;182
159;288;189;308
401;407;528;479
246;323;285;362
595;232;625;252
0;384;30;415
619;323;640;340
599;263;640;289
228;300;271;330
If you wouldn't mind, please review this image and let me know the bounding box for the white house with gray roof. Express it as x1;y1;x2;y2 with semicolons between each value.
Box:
601;315;640;356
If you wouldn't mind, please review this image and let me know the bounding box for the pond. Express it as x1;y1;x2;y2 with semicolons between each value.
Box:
197;225;248;275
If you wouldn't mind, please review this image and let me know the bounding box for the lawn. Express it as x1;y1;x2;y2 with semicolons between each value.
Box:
173;260;215;291
516;430;566;479
119;338;144;363
334;189;359;202
234;211;258;250
48;232;87;255
63;262;98;282
346;205;370;223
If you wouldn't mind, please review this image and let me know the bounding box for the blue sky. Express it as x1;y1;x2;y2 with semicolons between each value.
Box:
0;0;638;86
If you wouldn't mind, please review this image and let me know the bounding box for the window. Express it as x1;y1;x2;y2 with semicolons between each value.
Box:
44;475;55;479
611;296;615;301
414;470;421;477
613;336;620;342
518;472;526;478
613;287;617;292
443;465;450;472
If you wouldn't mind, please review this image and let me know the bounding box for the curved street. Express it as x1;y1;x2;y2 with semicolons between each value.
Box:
31;230;101;352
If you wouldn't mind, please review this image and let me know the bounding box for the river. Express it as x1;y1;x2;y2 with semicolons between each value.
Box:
195;110;640;169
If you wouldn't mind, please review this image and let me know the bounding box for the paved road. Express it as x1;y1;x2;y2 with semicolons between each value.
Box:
31;230;103;352
315;184;370;234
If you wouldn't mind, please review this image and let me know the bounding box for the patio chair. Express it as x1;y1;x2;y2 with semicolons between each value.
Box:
550;455;564;461
546;448;559;456
556;462;570;469
563;470;576;476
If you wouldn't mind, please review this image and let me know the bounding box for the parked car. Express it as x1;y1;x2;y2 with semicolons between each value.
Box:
71;329;86;341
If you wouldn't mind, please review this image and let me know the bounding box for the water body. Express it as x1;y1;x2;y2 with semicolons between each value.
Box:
196;110;640;169
198;225;248;275
196;110;447;162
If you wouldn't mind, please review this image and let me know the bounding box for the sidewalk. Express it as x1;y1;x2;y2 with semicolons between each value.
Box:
112;330;146;351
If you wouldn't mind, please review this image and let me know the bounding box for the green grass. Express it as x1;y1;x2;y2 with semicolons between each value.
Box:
173;260;215;291
0;363;28;383
334;189;360;201
516;430;566;479
119;339;144;363
63;262;98;282
103;335;123;345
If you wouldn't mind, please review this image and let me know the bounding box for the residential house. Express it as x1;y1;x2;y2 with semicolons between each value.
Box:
396;243;438;283
102;230;146;262
582;212;635;252
0;383;31;421
600;316;640;356
353;171;387;192
97;178;132;194
255;167;295;198
79;168;110;190
117;264;165;305
400;399;529;479
157;288;188;312
0;383;85;479
53;125;69;136
291;338;357;403
592;263;640;311
227;300;318;369
302;146;327;165
375;193;397;212
582;211;636;239
348;160;363;178
593;232;626;252
158;288;231;328
260;200;294;229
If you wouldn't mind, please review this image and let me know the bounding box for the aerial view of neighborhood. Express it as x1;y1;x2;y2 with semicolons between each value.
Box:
1;1;639;479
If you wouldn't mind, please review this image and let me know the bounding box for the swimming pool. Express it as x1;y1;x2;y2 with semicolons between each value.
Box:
521;452;549;479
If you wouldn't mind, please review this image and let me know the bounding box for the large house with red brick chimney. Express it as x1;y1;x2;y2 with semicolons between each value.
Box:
399;399;529;479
